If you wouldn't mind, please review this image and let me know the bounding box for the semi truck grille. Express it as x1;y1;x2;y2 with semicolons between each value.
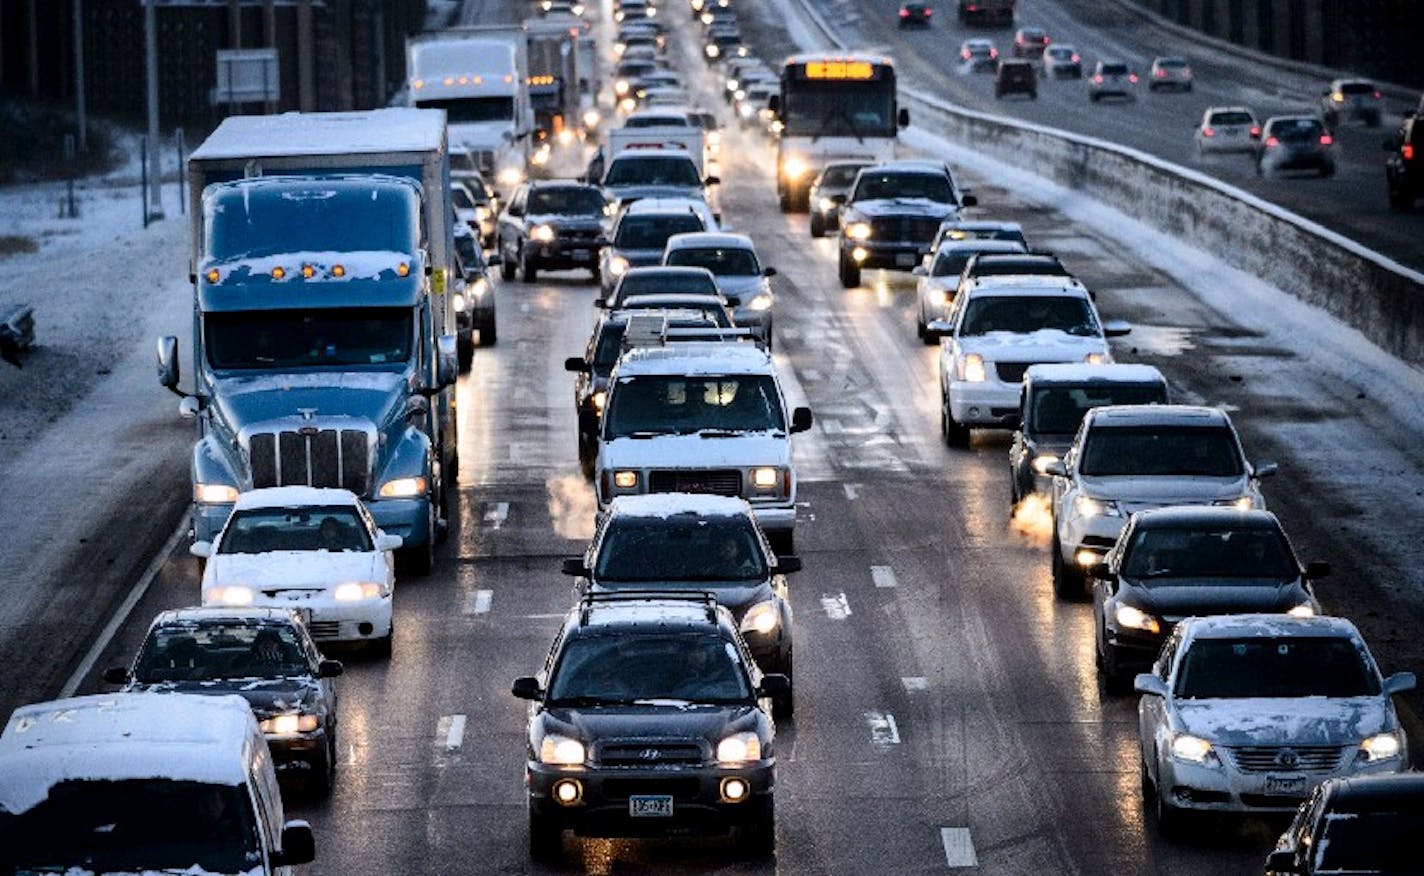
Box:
249;428;372;494
1226;745;1344;773
599;742;705;767
648;470;742;496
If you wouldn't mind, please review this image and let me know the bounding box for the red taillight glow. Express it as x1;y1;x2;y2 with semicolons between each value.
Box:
1404;144;1416;160
1202;127;1215;138
1128;74;1139;83
1093;75;1103;83
1265;136;1280;147
1373;91;1382;98
1071;53;1080;62
1319;134;1333;145
1154;69;1167;77
900;8;909;16
1250;125;1261;137
990;48;999;58
961;49;970;59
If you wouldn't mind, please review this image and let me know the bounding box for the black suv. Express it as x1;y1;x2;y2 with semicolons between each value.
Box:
995;59;1037;99
1384;114;1422;211
496;181;609;282
513;591;785;861
835;161;977;288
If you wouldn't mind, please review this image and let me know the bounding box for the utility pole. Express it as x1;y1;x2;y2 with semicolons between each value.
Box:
73;0;87;152
144;0;164;220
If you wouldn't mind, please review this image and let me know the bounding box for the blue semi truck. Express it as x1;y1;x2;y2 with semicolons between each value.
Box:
158;108;459;573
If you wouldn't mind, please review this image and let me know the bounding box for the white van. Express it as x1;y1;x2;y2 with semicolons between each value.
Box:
0;692;315;874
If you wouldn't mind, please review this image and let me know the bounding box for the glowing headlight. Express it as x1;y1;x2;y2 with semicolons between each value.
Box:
1360;732;1402;762
708;130;722;147
1074;495;1121;518
613;470;638;489
259;714;320;735
1286;602;1316;618
619;96;637;113
210;585;255;607
1031;454;1060;475
716;732;762;764
379;476;427;499
496;166;523;188
782;156;810;180
746;293;772;311
530;224;556;243
474;205;491;222
452;293;467;313
615;79;630;96
608;255;630;277
557;128;576;146
1170;734;1216;764
844;221;871;240
751;467;779;489
851;247;868;262
570;2;585;13
818;197;835;211
1083;352;1110;365
583;108;601;129
738;103;754;119
962;353;987;383
734;88;746;101
706;44;721;58
931;287;950;307
531;145;551;167
741;601;780;635
469;277;489;298
540;734;586;765
1214;496;1255;511
1114;604;1161;634
591;390;607;413
333;581;385;601
194;483;240;504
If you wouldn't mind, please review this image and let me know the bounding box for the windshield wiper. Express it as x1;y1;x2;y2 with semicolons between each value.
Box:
697;428;751;438
547;695;637;707
619;430;667;439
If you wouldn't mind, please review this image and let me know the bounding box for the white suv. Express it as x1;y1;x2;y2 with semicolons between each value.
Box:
1045;405;1276;598
595;342;813;553
935;276;1128;446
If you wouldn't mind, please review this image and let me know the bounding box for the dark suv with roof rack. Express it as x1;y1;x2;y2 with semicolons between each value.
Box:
513;591;785;861
835;161;977;288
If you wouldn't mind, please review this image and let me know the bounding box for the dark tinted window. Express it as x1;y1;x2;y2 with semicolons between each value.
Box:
959;295;1099;336
1122;526;1297;580
1270;118;1324;140
220;506;371;554
606;374;786;436
134;621;309;682
1029;383;1166;434
970;256;1069;277
1316;809;1419;871
1208;111;1254;126
1078;425;1244;477
1339;82;1375;95
819;165;867;187
528;187;607;215
604;156;703;187
613;271;719;303
1100;63;1129;75
206;308;413;370
623;115;692;129
666;246;760;276
1175;637;1378;699
596;514;768;582
548;633;752;702
614;214;705;248
413;96;514;124
853;172;955;203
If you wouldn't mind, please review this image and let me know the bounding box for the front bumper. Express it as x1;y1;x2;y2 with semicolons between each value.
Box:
267;727;329;771
947;380;1020;426
730;307;772;340
842;241;928;272
1160;750;1405;814
368;496;432;550
749;503;795;533
529;239;602;270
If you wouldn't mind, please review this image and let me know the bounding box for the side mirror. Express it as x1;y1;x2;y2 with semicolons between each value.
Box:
762;266;777;277
512;676;544;700
376;533;403;552
768;94;780;114
435;333;459;388
102;666;130;685
775;555;803;574
898;107;910;128
912;266;927;277
404;395;430;423
927;319;954;335
1253;460;1278;479
1265;850;1300;874
960;194;978;207
178;396;202;420
156;336;180;390
829;193;847;205
561;557;589;576
593;297;608;309
790;406;813;434
757;674;790;698
1103;319;1132;337
190;541;213;559
1304;560;1331;579
1043;460;1068;478
1383;671;1417;696
318;659;344;678
1134;674;1169;698
704;175;721;187
271;821;315;867
1089;561;1111;579
565;356;590;373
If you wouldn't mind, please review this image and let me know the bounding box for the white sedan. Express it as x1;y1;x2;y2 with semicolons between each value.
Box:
194;486;401;656
1195;106;1261;156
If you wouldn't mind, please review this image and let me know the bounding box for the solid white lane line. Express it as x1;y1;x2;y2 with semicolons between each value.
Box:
820;592;852;619
842;482;860;500
871;565;897;588
941;827;978;868
438;714;467;752
901;676;928;692
866;711;900;746
464;589;492;615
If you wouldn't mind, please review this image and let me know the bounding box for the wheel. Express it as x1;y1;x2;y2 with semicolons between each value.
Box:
778;190;793;212
528;809;563;862
1155;785;1186;840
457;334;474;372
837;255;861;288
1366;112;1380;128
1255;160;1264;178
479;317;497;346
307;740;335;797
521;250;538;282
771;650;794;721
942;403;971;447
577;431;597;479
1139;756;1154;801
1051;533;1082;599
1100;640;1131;694
740;797;776;858
809;212;825;238
369;629;393;659
589;265;601;284
916;316;926;340
1184;82;1193;92
500;252;516;281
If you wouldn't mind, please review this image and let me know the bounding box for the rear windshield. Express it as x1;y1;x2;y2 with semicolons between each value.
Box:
959;295;1099;337
1122;526;1297;580
1175;637;1377;699
528;187;607;215
614;214;705;248
1100;63;1129;75
666;246;760;276
614;271;719;303
618;299;731;327
1271;118;1324;139
604;156;703;188
1339;82;1375;95
596;514;768;582
624;115;692;128
818;165;866;187
1209;111;1255;126
1029;383;1167;434
1156;58;1188;68
970;257;1068;277
1079;424;1243;477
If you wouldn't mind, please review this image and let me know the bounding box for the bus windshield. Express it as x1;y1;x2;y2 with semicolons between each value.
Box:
780;81;896;137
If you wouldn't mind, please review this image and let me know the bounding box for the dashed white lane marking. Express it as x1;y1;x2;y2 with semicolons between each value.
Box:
941;827;979;867
871;565;898;588
820;592;852;619
842;482;860;500
483;501;509;528
901;676;928;692
438;714;467;752
464;589;492;615
801;367;824;382
866;711;900;746
821;418;844;434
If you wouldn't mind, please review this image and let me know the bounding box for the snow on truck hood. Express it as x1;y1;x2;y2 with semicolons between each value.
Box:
1175;697;1392;747
207;550;385;589
1078;474;1250;506
601;432;791;469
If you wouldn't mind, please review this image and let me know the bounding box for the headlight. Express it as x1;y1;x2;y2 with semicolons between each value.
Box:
209;585;255;607
496;166;523;188
716;732;762;764
751;466;779;489
608;255;630;277
817;196;836;211
782;156;810;180
469;277;489;298
619;97;636;113
746;293;772;311
1286;602;1316;618
1359;732;1402;762
530;224;555;243
1113;604;1161;634
613;470;638;489
540;734;586;765
194;483;240;504
333;581;385;601
844;221;871;240
1031;454;1060;475
727;78;741;91
591;390;606;413
741;600;780;635
708;130;722;147
474;205;491;222
379;476;427;499
1074;495;1121;518
1213;497;1255;511
961;353;987;383
259;714;320;736
1083;352;1110;365
738;103;754;119
615;79;630;96
452;292;467;313
1170;733;1217;765
582;108;601;129
706;44;721;58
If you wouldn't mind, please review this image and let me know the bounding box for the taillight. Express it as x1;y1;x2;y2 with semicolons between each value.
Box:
1202;127;1215;138
899;8;909;16
925;7;932;14
1093;75;1103;83
1250;125;1261;137
961;49;970;59
1154;69;1167;77
1404;144;1416;160
1265;136;1280;147
1128;74;1139;83
1319;134;1333;145
1071;54;1080;62
990;48;998;58
1373;91;1382;99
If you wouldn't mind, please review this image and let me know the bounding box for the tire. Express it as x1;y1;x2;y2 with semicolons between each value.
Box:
589;265;601;284
1051;533;1081;599
528;809;563;863
772;650;794;721
778;190;793;213
1156;785;1186;840
809;212;825;238
457;333;474;372
1366;112;1380;128
942;403;971;448
1139;757;1154;801
307;741;335;797
740;797;776;858
577;430;597;479
479;317;497;347
1100;642;1131;695
837;255;861;288
500;250;516;281
521;251;538;283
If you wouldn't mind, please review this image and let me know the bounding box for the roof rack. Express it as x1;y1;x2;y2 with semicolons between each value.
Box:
618;312;761;352
577;589;720;625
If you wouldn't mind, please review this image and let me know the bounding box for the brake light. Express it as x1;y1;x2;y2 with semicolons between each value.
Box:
961;49;970;59
925;7;932;14
1071;53;1080;62
1373;90;1382;99
1093;75;1103;83
1202;127;1215;137
1265;136;1280;147
990;48;999;58
1319;134;1333;145
1154;69;1167;77
900;8;909;16
1128;74;1139;83
1250;125;1261;137
1043;37;1050;44
1404;144;1416;160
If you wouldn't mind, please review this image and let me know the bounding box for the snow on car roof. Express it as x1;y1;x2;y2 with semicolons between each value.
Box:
620;265;717;278
191;108;446;160
1130;505;1279;528
1023;363;1166;384
609;493;753;519
233;486;362;511
963;276;1089;297
1179;614;1360;640
664;231;756;251
613;342;775;377
0;693;256;813
153;605;305;626
1085;404;1228;426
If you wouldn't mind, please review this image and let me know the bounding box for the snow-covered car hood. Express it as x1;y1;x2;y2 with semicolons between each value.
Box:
1077;475;1251;510
1175;697;1391;747
601;432;791;469
712;275;769;305
206;551;385;589
958;328;1109;363
127;676;325;721
847;198;961;220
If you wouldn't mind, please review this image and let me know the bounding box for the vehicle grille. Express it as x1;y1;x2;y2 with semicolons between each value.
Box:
648;470;742;497
993;361;1035;384
1226;746;1345;773
306;621;341;639
599;741;706;767
601;777;703;800
558;227;603;242
869;216;942;243
248;428;372;495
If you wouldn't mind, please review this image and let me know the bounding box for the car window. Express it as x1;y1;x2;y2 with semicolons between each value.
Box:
527;187;606;215
605;374;787;436
932;251;975;278
614;214;705;248
1339;82;1374;95
970;257;1068;277
1174;637;1379;699
1209;111;1254;126
1122;526;1296;580
1078;425;1244;477
819;165;866;187
853;172;955;203
666;247;760;276
1271;118;1323;139
134;622;308;682
604;156;703;187
548;633;753;702
1101;63;1129;75
219;506;371;553
596;515;768;582
1030;383;1166;434
958;295;1099;337
618;299;732;327
613;272;719;303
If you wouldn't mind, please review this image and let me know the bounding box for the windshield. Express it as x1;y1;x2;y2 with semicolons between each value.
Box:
596;515;768;582
614;214;705;248
852;172;954;202
613;272;719;304
606;374;785;436
205;185;418;260
818;165;866;187
205;307;413;370
1079;425;1244;477
1029;383;1166;434
624;115;691;128
1123;526;1296;580
666;247;760;276
1316;810;1418;871
604;156;703;187
781;81;896;137
134;621;309;682
528;187;607;215
414;96;513;123
958;295;1099;336
455;233;486;270
618;299;732;327
548;634;752;703
219;506;371;554
1209;111;1254;126
0;779;258;874
1175;637;1378;698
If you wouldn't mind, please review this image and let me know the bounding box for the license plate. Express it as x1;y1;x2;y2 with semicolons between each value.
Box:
1265;775;1307;796
628;795;674;817
571;249;590;260
894;253;917;267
